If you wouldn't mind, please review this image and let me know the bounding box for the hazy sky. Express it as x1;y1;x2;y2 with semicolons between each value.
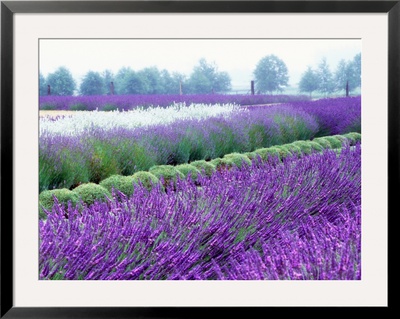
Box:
40;39;361;90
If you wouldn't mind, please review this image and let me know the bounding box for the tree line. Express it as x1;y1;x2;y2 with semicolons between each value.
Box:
40;53;361;97
298;54;361;97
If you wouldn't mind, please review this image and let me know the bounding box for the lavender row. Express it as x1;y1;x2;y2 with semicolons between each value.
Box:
39;104;321;191
292;96;361;136
39;145;361;280
39;94;311;111
39;98;360;191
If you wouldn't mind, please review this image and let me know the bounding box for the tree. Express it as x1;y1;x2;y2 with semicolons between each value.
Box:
39;72;47;96
334;59;349;93
186;58;231;94
299;66;319;97
170;72;187;94
102;70;115;95
334;53;361;94
79;71;105;95
115;67;150;95
46;67;76;96
253;55;289;94
350;53;361;88
316;58;335;96
114;67;132;95
159;69;185;94
137;67;163;94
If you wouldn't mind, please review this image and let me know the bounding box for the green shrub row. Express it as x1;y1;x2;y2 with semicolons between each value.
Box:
39;132;360;219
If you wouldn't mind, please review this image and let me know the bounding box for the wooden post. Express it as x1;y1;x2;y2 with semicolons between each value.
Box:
47;85;51;96
251;80;255;95
110;82;115;95
345;80;349;97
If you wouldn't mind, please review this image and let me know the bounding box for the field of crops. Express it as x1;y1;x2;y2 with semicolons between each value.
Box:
39;95;362;280
39;94;311;111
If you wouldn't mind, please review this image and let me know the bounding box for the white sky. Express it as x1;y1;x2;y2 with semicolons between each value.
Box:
40;39;361;90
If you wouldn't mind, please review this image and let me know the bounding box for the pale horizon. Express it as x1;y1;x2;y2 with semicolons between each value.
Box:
40;39;361;91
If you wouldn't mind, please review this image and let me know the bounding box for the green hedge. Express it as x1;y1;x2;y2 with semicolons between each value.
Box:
39;133;361;218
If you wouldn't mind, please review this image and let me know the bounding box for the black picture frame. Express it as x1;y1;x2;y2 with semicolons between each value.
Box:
1;0;395;318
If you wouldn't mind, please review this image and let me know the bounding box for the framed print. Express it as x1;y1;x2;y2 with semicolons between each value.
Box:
1;0;395;318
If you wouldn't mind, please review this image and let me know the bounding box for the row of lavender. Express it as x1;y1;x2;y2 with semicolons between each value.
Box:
39;145;361;280
38;132;360;219
39;94;311;111
39;97;361;191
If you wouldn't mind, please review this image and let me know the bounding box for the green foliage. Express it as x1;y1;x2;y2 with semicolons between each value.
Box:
248;124;270;150
280;144;302;157
208;120;238;158
40;103;57;110
46;66;76;96
102;70;115;95
243;152;259;161
316;58;335;96
322;136;343;149
137;67;164;94
99;175;135;196
342;132;361;145
270;146;292;160
39;73;48;96
70;103;88;111
253;54;289;93
39;148;91;192
39;188;80;219
72;183;111;206
335;53;361;94
254;147;280;161
308;141;324;152
176;164;201;181
102;104;118;112
274;114;315;144
331;135;350;147
210;158;235;170
291;141;313;154
299;66;319;97
114;141;155;176
148;165;185;187
132;171;160;191
190;160;216;177
88;140;120;183
223;153;252;168
186;58;231;94
312;137;332;149
114;67;150;95
79;71;105;96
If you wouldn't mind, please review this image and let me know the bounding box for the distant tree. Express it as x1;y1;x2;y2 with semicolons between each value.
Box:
334;59;351;93
114;67;132;94
79;71;105;95
102;70;115;95
39;72;47;96
46;66;76;96
186;58;231;94
253;54;289;94
316;58;335;96
137;67;163;94
299;66;319;97
350;53;361;88
158;69;185;94
334;53;361;94
115;67;150;95
171;72;187;94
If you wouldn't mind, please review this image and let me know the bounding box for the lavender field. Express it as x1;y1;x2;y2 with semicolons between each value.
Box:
39;94;311;111
39;95;362;280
